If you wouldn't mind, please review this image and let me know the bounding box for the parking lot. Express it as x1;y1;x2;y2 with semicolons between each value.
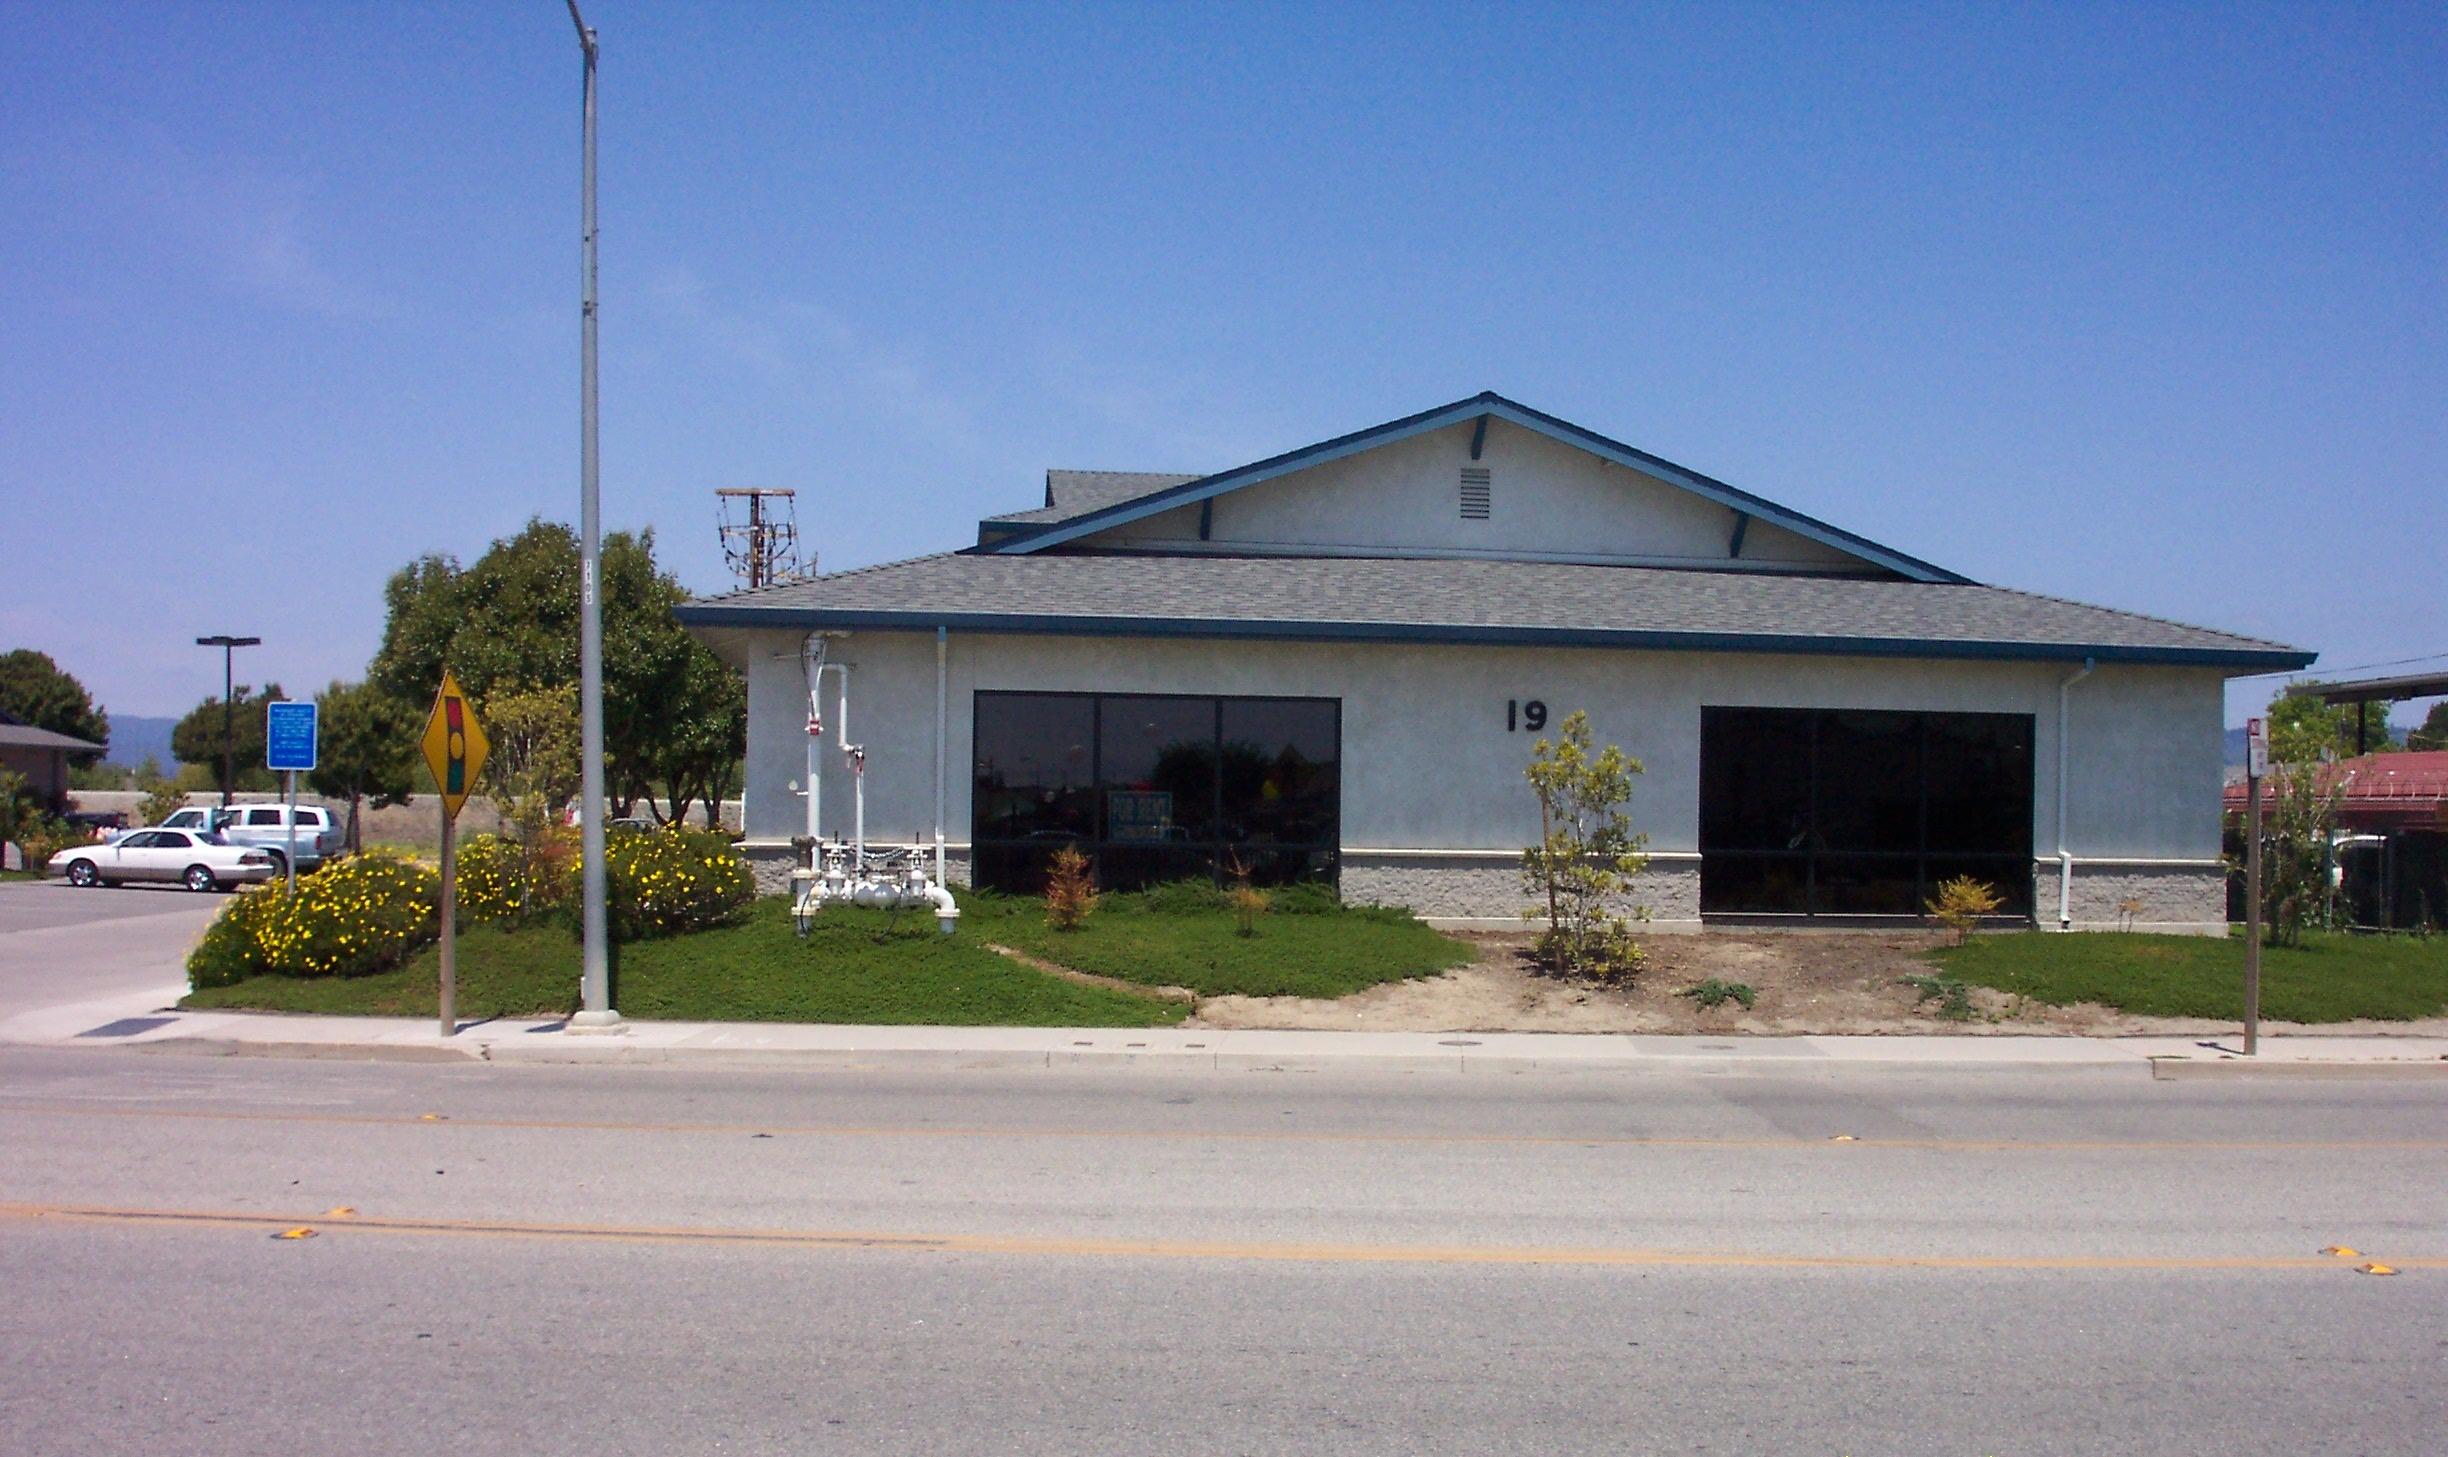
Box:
0;878;217;1040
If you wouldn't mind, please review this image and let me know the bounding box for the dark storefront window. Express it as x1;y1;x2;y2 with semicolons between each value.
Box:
973;692;1339;893
1700;706;2034;918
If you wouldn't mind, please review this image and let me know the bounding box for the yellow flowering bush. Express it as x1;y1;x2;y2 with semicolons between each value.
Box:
185;849;440;986
453;831;573;923
587;826;754;940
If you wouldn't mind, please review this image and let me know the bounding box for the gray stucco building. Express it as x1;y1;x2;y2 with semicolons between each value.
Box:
679;392;2311;932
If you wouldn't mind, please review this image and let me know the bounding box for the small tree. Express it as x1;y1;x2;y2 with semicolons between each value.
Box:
2258;760;2344;946
481;682;582;914
1520;710;1650;979
309;680;419;852
1924;875;2003;945
1043;846;1097;930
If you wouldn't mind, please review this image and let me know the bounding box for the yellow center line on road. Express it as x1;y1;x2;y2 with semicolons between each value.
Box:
1;1103;2441;1154
2;1200;2438;1272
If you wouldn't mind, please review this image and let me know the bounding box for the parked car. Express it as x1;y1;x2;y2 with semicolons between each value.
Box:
50;829;278;892
64;809;128;835
215;804;344;873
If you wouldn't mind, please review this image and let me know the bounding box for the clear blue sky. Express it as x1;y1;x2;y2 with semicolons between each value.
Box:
4;2;2441;731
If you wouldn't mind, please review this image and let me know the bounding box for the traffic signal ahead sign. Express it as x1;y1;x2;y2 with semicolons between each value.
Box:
421;671;490;822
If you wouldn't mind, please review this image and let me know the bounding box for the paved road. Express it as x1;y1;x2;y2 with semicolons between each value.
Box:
1;1047;2439;1454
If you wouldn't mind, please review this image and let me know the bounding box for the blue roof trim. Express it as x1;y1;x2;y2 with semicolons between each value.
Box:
673;602;2313;672
976;391;1972;585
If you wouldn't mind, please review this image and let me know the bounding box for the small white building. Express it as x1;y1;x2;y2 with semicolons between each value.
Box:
680;393;2310;932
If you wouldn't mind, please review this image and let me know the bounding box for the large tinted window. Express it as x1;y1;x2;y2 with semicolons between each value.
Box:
1700;707;2033;918
974;692;1339;893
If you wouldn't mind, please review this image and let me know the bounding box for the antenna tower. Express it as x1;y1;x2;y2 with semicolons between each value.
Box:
716;487;809;589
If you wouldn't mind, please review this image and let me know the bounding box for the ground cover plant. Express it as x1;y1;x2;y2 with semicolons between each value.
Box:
1931;930;2448;1023
974;879;1470;999
186;895;1183;1026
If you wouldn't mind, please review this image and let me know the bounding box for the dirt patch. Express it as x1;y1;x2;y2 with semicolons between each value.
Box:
984;942;1198;1004
1186;929;2446;1037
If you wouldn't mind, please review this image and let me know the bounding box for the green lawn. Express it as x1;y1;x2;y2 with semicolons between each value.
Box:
184;896;1184;1027
1931;930;2448;1022
965;886;1473;999
0;869;41;883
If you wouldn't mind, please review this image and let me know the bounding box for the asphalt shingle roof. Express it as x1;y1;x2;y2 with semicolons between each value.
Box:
679;551;2310;669
982;470;1204;526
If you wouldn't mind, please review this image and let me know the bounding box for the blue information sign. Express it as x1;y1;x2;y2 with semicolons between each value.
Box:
265;700;319;773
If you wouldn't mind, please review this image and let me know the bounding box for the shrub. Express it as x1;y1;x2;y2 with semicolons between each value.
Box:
1044;846;1098;930
188;849;441;984
1679;978;1757;1011
14;816;97;872
1268;880;1342;915
456;829;574;923
1923;875;2004;946
1900;972;1976;1020
139;782;191;828
186;882;284;989
594;825;754;940
1127;877;1221;915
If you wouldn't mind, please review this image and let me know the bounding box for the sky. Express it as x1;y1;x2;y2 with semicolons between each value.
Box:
2;1;2441;735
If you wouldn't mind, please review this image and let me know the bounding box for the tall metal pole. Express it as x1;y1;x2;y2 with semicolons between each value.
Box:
566;1;619;1032
2243;761;2264;1056
195;635;259;810
221;651;235;807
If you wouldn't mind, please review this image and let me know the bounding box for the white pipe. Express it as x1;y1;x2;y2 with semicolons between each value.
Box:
800;635;853;848
2055;656;2096;930
934;626;948;887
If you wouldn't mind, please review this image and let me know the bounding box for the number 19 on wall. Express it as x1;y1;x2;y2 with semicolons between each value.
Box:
1506;699;1547;733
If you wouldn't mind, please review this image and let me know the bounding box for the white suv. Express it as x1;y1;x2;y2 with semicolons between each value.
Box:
167;805;344;873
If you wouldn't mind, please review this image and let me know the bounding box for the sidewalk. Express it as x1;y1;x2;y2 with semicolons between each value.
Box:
15;987;2448;1078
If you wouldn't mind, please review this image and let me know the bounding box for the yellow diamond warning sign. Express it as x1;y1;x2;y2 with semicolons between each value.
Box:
421;670;490;822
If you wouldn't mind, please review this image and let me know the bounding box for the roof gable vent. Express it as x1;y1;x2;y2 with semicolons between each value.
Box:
1459;467;1492;521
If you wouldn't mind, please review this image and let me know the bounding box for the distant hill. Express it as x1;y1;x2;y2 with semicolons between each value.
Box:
102;715;178;771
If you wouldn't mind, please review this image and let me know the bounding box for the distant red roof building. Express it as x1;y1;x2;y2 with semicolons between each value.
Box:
2223;751;2448;833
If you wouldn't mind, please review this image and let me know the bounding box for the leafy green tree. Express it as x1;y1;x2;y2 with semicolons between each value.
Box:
170;683;285;796
2267;686;2393;763
0;649;109;762
365;518;742;819
2408;701;2448;752
1520;709;1651;980
309;680;420;851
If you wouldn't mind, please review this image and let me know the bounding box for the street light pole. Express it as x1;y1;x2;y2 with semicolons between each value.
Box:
565;0;619;1033
194;635;261;808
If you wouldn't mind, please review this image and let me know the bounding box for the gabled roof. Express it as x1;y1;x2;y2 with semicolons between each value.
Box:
677;551;2312;671
983;470;1205;527
971;391;1970;584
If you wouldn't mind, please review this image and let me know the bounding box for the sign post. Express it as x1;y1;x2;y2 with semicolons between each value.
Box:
2243;717;2268;1056
265;701;319;895
420;672;489;1039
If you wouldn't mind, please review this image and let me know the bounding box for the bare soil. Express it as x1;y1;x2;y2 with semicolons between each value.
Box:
1187;929;2448;1037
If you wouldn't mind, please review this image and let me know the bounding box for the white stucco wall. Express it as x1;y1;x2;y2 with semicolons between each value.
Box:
1091;418;1867;571
732;626;2228;925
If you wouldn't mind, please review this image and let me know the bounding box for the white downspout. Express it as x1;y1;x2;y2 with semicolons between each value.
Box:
2055;656;2096;930
934;626;948;887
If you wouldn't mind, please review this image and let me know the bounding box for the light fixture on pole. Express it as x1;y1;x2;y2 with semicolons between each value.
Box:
564;0;619;1033
194;635;261;808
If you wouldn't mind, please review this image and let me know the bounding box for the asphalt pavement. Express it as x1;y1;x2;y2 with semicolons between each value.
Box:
1;1047;2441;1454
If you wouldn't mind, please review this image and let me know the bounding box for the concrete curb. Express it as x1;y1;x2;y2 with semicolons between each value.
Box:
2149;1056;2448;1082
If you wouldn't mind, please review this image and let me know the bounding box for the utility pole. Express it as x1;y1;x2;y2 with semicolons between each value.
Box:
565;0;619;1033
717;486;804;589
2243;717;2267;1055
194;635;260;808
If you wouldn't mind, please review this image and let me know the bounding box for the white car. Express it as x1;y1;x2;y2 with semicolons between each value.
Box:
50;829;279;892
